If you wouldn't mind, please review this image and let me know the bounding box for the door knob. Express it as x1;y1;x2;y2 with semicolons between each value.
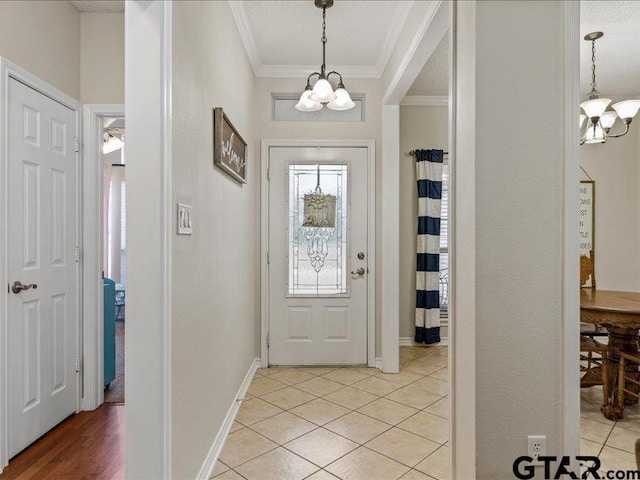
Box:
351;267;365;276
11;281;38;294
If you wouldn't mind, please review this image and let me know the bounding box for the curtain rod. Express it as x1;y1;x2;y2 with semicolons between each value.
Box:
409;150;449;156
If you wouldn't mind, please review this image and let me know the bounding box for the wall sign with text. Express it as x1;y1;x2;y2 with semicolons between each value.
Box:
213;107;247;184
579;180;594;255
579;180;595;287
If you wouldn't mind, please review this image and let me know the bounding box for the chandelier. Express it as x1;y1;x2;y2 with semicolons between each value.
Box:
580;32;640;145
295;0;355;112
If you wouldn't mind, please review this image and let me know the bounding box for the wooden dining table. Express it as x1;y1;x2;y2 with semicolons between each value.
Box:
580;289;640;419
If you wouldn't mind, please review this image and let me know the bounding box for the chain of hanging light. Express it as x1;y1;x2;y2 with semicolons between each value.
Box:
295;0;355;112
580;32;640;145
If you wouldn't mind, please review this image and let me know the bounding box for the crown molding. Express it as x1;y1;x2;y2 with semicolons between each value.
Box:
255;64;381;79
401;95;449;106
376;1;414;75
229;1;262;76
229;0;414;80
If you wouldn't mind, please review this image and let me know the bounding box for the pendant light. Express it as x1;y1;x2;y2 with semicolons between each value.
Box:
580;32;640;145
295;0;355;112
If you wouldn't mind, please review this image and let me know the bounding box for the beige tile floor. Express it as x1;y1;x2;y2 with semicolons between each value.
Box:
214;346;450;480
214;346;639;480
580;384;640;474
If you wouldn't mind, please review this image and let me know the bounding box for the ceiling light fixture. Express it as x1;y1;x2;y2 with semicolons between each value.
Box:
295;0;355;112
103;132;123;154
580;32;640;145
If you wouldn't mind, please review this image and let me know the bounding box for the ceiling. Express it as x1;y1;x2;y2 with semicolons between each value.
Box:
407;33;449;97
68;0;639;100
405;1;640;99
580;1;640;98
230;1;413;78
71;1;124;12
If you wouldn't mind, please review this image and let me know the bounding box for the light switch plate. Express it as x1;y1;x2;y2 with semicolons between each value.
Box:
177;203;193;235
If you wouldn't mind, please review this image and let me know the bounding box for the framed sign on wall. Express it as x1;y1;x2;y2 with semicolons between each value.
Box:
213;107;247;184
579;180;595;287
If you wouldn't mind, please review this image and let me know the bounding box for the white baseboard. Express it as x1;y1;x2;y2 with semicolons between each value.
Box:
399;336;449;347
400;319;449;347
196;357;260;480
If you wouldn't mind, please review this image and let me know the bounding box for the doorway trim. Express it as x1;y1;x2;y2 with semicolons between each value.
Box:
81;104;125;411
124;1;173;476
0;57;82;473
260;139;376;368
561;0;581;464
379;0;458;473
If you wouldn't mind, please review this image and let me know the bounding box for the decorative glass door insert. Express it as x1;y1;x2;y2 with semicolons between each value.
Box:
287;163;349;296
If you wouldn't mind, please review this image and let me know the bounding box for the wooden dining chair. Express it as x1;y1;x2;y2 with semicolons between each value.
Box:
579;252;610;404
613;350;640;419
580;336;610;389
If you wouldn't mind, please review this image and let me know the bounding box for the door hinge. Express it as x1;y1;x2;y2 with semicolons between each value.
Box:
74;137;80;153
267;167;270;181
267;251;270;264
74;246;81;262
267;333;270;348
75;355;81;373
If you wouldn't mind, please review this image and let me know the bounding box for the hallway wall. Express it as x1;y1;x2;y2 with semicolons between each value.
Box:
0;3;124;104
399;105;448;340
468;1;568;476
0;0;80;98
580;122;640;291
171;2;259;478
80;12;124;104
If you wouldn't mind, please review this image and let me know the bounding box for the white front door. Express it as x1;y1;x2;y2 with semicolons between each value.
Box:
268;146;369;365
7;78;79;458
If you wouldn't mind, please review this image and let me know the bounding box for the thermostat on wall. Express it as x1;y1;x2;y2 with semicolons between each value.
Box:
177;203;193;235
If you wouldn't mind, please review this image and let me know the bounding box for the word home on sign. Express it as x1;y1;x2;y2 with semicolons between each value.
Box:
213;107;248;184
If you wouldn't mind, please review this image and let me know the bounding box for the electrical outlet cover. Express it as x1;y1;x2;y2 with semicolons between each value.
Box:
527;435;546;464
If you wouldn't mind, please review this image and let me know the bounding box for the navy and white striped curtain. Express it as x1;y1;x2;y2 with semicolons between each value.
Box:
415;149;443;344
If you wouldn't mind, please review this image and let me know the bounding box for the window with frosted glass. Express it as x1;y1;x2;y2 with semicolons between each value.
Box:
287;163;349;296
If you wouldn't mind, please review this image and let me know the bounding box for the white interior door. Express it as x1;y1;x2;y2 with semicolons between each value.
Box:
268;146;369;365
7;78;79;458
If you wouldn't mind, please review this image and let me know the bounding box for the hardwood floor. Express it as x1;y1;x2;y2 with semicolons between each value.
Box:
1;405;124;480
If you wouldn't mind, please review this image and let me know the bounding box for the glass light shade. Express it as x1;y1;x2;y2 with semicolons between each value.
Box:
579;114;586;129
580;98;611;119
310;78;336;103
584;123;606;144
611;99;640;120
295;90;322;112
327;87;355;111
103;134;123;154
599;110;618;129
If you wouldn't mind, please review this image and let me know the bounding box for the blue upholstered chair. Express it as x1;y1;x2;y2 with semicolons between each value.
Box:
103;278;116;387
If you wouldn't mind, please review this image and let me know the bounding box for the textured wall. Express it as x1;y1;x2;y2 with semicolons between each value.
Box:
0;1;80;98
473;2;566;477
171;2;259;477
80;13;124;104
580;122;640;291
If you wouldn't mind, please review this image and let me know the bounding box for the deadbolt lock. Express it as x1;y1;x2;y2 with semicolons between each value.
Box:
357;252;365;260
